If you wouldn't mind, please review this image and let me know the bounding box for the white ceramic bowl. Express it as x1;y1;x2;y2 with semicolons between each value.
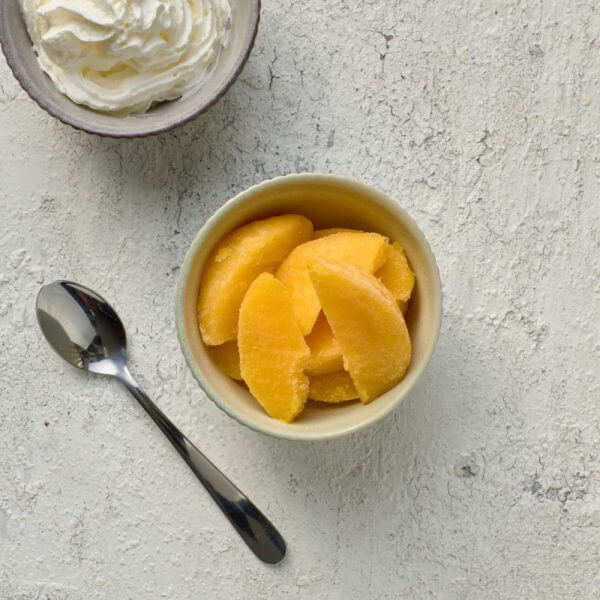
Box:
0;0;260;138
176;174;442;441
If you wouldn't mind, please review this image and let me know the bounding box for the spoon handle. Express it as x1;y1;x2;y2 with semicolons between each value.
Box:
118;367;286;564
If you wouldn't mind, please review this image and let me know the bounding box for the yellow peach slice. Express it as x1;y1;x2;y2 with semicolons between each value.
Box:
207;340;242;380
238;273;310;422
198;214;313;345
377;241;415;313
275;232;388;335
305;312;344;376
309;260;411;403
312;227;362;240
308;371;359;403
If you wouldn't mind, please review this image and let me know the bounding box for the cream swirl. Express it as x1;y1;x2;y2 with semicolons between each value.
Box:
20;0;231;113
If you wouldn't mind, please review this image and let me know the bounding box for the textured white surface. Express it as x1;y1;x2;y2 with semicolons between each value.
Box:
1;0;600;598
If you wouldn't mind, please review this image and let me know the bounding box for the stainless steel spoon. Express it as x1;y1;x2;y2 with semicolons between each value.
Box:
36;280;286;564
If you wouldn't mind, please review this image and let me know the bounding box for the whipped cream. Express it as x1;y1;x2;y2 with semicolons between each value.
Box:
20;0;232;113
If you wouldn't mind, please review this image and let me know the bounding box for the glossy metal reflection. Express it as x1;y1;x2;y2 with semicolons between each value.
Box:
36;281;286;564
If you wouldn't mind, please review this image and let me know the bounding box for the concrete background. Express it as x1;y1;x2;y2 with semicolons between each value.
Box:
1;0;600;598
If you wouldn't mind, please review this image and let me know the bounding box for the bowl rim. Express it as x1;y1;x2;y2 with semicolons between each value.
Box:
0;0;261;138
176;173;443;441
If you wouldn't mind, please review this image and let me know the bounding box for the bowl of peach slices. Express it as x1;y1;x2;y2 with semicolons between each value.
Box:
176;174;442;440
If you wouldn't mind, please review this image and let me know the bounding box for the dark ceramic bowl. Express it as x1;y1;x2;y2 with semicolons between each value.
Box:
0;0;260;138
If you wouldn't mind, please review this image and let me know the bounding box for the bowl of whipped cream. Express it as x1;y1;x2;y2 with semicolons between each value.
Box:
0;0;260;137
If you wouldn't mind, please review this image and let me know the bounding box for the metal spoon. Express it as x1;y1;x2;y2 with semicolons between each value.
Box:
36;280;286;564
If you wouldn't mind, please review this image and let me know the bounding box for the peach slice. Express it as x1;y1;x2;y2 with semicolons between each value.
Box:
275;232;388;335
377;241;415;313
207;340;242;380
305;312;344;376
308;371;359;403
238;273;310;422
198;214;313;345
309;260;411;403
312;227;362;240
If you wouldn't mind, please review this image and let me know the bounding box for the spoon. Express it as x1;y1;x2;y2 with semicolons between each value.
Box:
36;280;286;564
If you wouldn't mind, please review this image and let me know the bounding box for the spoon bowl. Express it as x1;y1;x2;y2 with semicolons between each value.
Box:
36;280;286;564
37;281;126;376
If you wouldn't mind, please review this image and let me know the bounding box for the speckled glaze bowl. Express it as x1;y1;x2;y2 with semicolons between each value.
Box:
176;174;443;441
0;0;260;138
